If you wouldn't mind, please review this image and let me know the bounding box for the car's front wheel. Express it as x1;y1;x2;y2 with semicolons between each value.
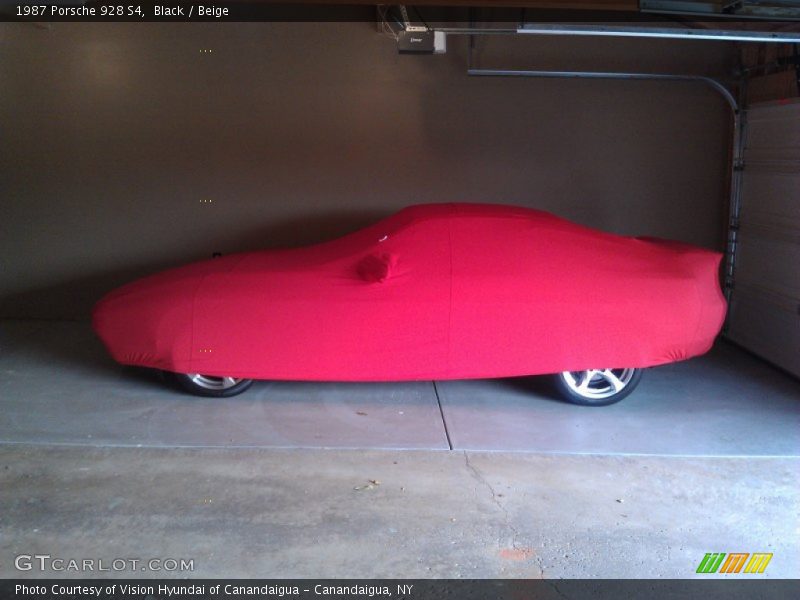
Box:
553;368;642;406
170;373;254;398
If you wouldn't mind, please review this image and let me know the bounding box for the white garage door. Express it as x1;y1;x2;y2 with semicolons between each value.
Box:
727;100;800;377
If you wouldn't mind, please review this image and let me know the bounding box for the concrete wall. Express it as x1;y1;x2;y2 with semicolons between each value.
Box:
0;22;735;319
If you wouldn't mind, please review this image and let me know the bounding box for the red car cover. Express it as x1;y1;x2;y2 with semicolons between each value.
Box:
93;203;726;380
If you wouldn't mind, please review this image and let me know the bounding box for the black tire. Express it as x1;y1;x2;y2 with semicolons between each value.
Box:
169;372;254;398
552;368;643;406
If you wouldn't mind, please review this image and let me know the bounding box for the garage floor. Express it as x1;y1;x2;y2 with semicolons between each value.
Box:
1;320;798;578
1;321;798;455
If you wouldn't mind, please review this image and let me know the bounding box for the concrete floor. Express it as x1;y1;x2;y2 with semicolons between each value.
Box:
0;320;798;579
1;446;797;579
1;321;798;455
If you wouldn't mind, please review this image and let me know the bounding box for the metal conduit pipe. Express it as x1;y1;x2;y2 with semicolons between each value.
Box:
466;68;739;111
435;26;800;44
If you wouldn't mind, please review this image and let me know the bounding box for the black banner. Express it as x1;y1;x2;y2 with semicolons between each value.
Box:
3;2;797;23
3;579;799;600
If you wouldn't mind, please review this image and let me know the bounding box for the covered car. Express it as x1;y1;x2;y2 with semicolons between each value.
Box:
93;203;726;405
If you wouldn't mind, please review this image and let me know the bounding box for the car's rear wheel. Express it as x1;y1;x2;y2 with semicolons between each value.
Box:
170;373;254;398
553;368;642;406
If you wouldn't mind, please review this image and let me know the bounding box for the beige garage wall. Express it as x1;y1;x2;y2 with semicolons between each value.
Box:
0;22;735;319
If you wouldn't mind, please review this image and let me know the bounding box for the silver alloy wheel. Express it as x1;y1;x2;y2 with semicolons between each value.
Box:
560;368;637;400
187;373;244;391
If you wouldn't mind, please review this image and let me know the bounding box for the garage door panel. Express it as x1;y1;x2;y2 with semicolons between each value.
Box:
740;172;800;227
728;101;800;377
735;236;800;300
729;287;800;376
745;103;800;162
